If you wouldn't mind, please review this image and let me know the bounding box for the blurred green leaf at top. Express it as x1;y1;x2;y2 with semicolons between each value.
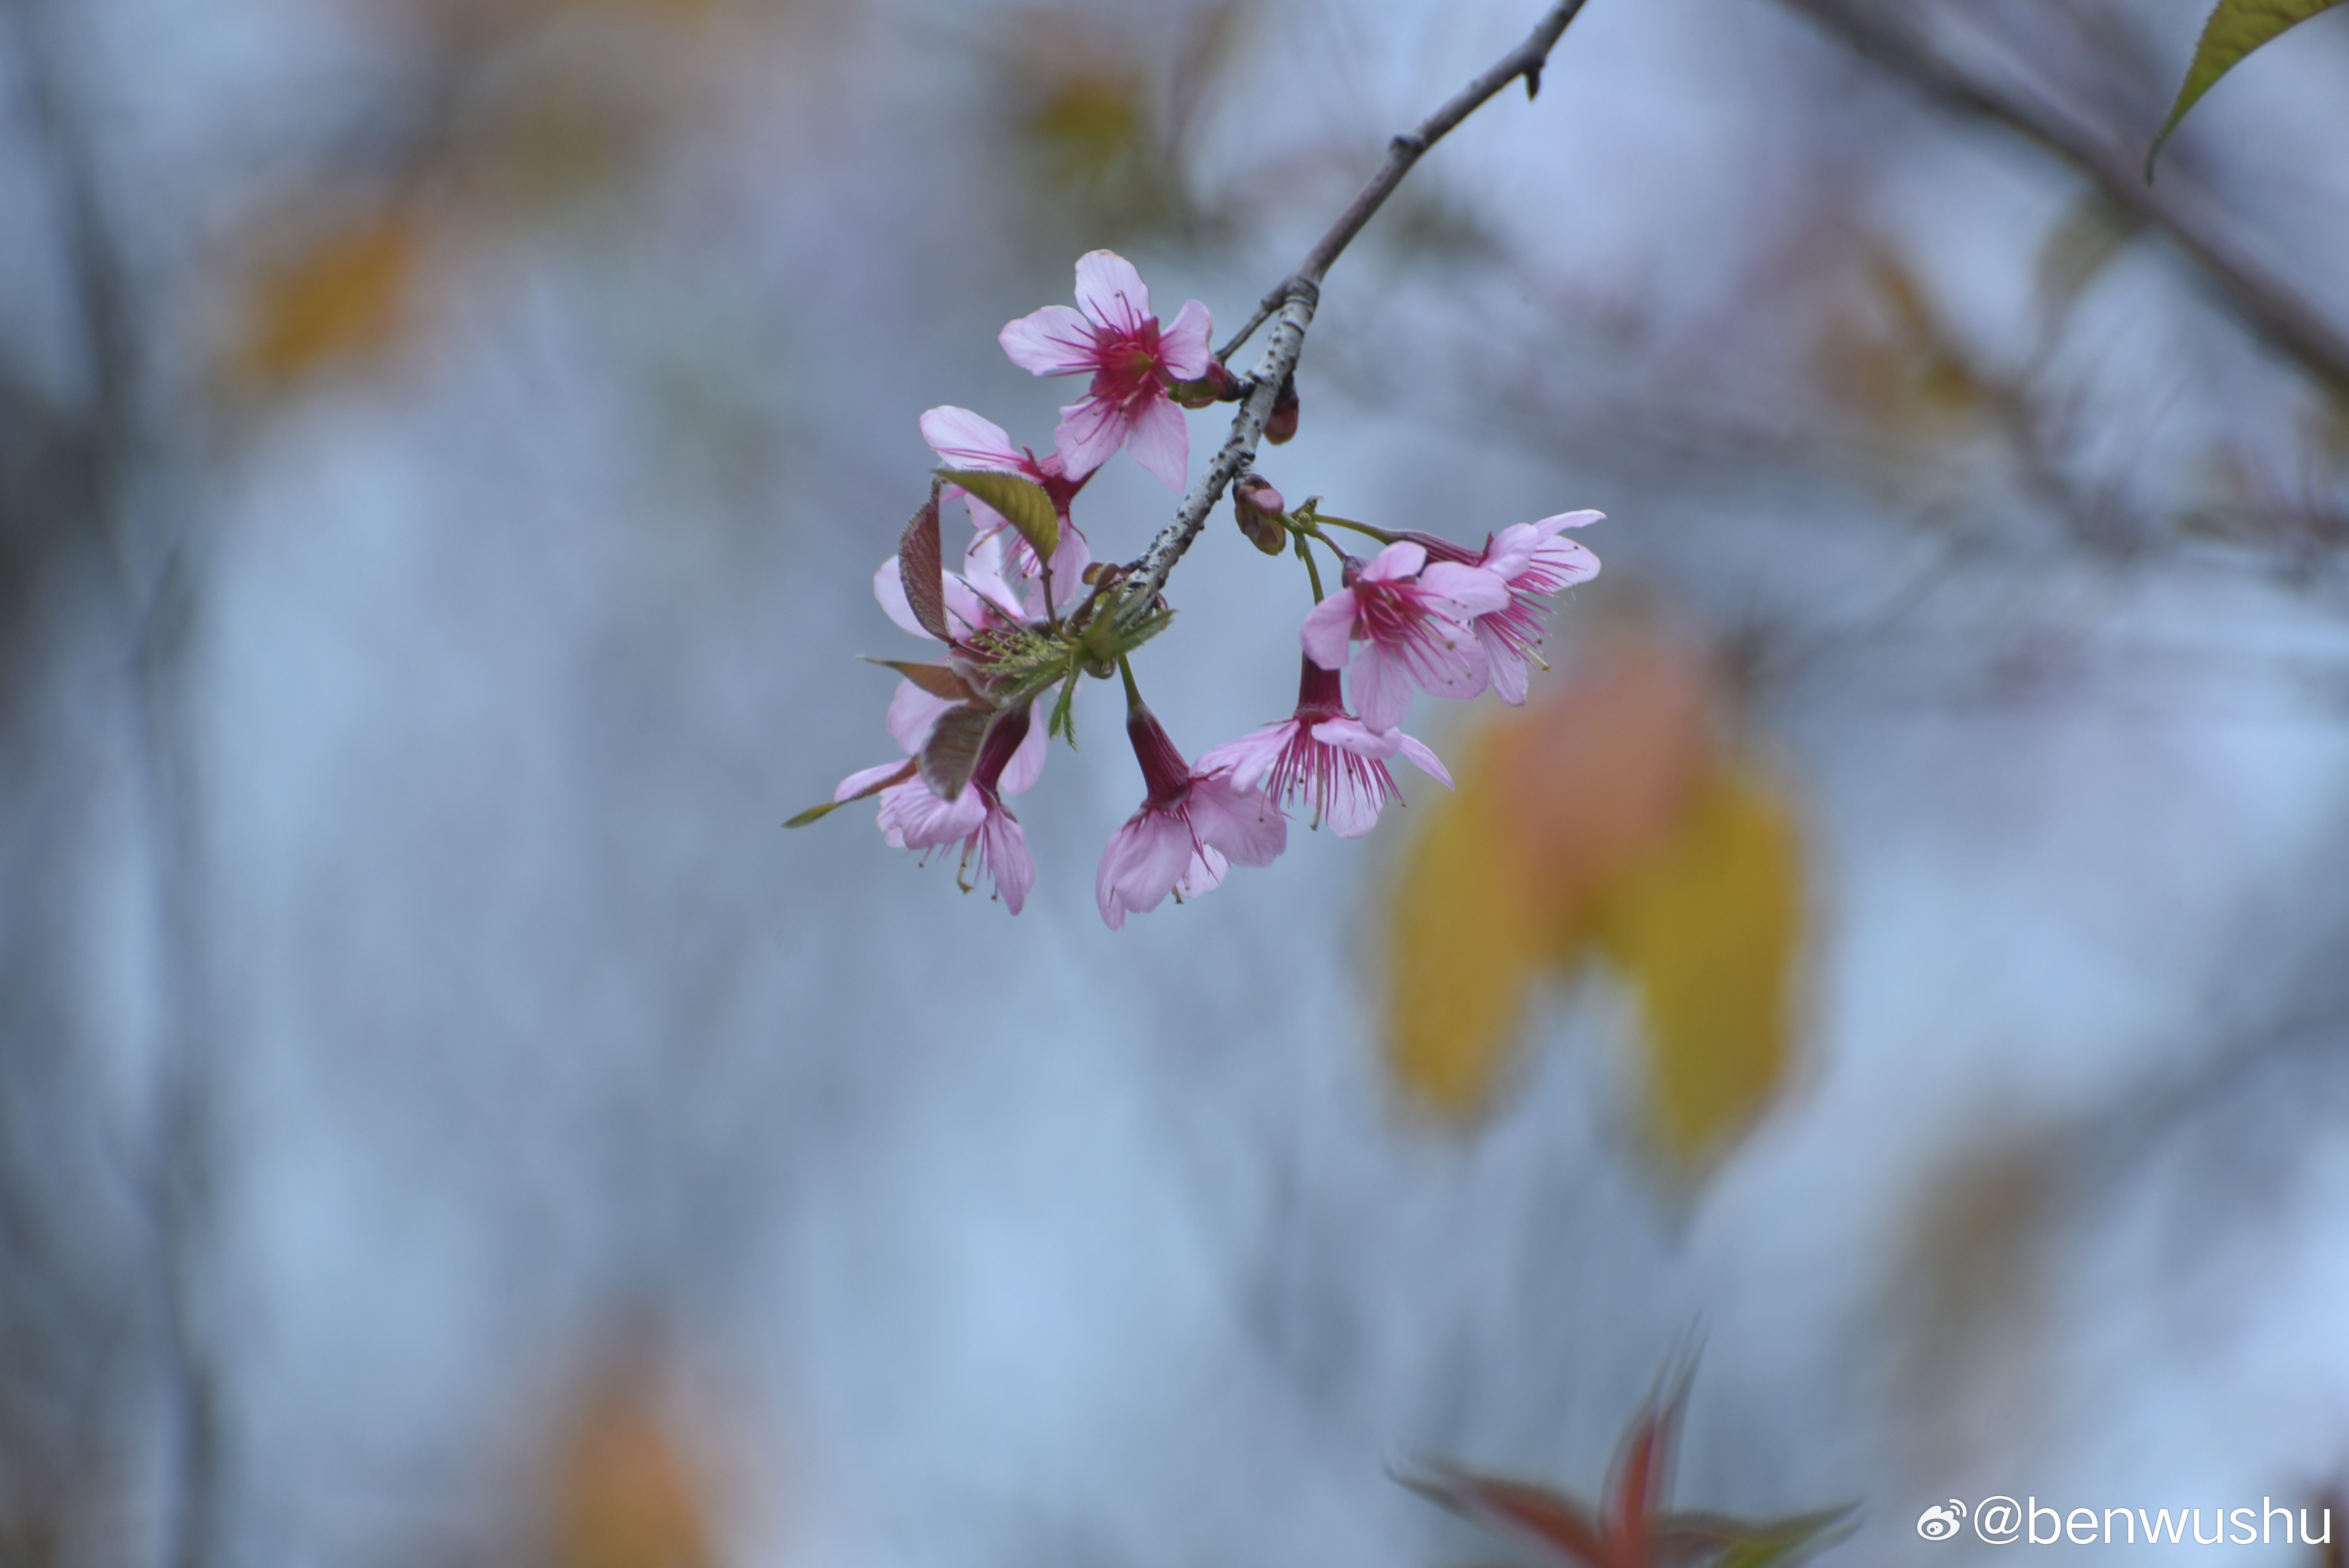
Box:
2148;0;2349;178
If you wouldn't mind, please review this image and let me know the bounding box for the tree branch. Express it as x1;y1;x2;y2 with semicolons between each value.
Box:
1777;0;2349;394
1119;0;1592;622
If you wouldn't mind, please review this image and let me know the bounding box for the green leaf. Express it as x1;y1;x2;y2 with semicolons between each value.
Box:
897;491;949;642
2148;0;2349;179
784;758;915;827
1047;672;1080;748
936;468;1059;565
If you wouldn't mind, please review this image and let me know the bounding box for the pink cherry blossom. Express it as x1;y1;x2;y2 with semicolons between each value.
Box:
1404;512;1603;705
920;405;1094;609
1299;540;1510;732
1096;702;1285;930
833;698;1049;914
874;528;1026;647
999;250;1212;491
1198;657;1452;839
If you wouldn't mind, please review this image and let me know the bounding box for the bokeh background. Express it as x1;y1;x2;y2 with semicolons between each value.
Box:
8;0;2349;1563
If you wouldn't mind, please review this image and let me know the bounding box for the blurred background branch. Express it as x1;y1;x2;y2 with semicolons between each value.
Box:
1780;0;2349;393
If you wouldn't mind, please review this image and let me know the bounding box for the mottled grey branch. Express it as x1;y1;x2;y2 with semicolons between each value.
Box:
1120;0;1591;619
1779;0;2349;393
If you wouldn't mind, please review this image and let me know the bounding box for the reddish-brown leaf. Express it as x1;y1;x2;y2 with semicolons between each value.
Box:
897;491;949;643
918;704;995;801
862;658;979;703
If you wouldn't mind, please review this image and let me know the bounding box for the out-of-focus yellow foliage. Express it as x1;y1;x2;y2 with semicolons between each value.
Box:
1581;761;1802;1164
998;1;1244;239
227;207;421;391
222;0;797;402
548;1359;714;1568
1383;629;1805;1174
1384;723;1551;1122
1815;249;1990;433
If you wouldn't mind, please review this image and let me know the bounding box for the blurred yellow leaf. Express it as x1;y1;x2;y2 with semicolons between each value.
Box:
1383;723;1551;1121
1582;761;1804;1166
1382;631;1804;1174
1815;249;1990;431
549;1360;713;1568
228;208;420;390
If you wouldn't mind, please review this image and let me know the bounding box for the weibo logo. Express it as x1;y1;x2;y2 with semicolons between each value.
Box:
1917;1499;1967;1541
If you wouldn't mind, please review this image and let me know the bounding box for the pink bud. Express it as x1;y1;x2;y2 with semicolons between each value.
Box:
1233;473;1287;555
1264;375;1299;445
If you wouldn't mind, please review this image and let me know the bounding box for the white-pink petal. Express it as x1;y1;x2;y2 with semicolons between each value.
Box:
1351;647;1418;733
887;681;960;754
1041;529;1092;611
1538;508;1604;534
1052;394;1126;482
997;697;1052;796
1195;725;1289;792
873;556;934;641
1124;393;1190;492
1073;249;1150;334
1096;812;1203;929
1533;536;1601;587
877;777;987;850
1159;298;1214;380
1359;541;1428;584
1479;621;1534;706
956;532;1026;621
1312;716;1401;759
1419;560;1513;617
834;759;908;802
1300;592;1358;670
1393;731;1453;788
920;405;1026;469
1187;775;1286;867
1000;304;1098;376
980;809;1035;915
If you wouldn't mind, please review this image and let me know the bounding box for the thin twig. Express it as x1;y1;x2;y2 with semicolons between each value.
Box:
7;5;220;1567
1779;0;2349;394
1124;0;1592;619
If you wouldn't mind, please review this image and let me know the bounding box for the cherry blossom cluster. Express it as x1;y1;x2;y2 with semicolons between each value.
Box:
790;249;1600;929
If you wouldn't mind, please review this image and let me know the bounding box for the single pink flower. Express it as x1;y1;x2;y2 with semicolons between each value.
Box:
999;250;1212;491
879;706;1041;913
1197;657;1453;839
1096;702;1285;930
834;698;1049;914
1404;512;1603;705
1299;540;1510;732
920;405;1094;608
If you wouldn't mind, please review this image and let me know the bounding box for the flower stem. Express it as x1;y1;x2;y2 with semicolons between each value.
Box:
1312;512;1398;545
1119;0;1592;619
1296;535;1326;603
1117;654;1144;713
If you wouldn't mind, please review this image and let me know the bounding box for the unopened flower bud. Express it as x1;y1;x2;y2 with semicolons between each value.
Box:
1264;374;1299;445
1233;473;1288;555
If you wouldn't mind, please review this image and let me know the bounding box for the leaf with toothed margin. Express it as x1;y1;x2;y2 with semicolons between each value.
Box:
919;704;997;801
2148;0;2349;178
784;758;916;828
861;657;980;703
936;468;1059;565
897;492;949;642
1048;672;1080;748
